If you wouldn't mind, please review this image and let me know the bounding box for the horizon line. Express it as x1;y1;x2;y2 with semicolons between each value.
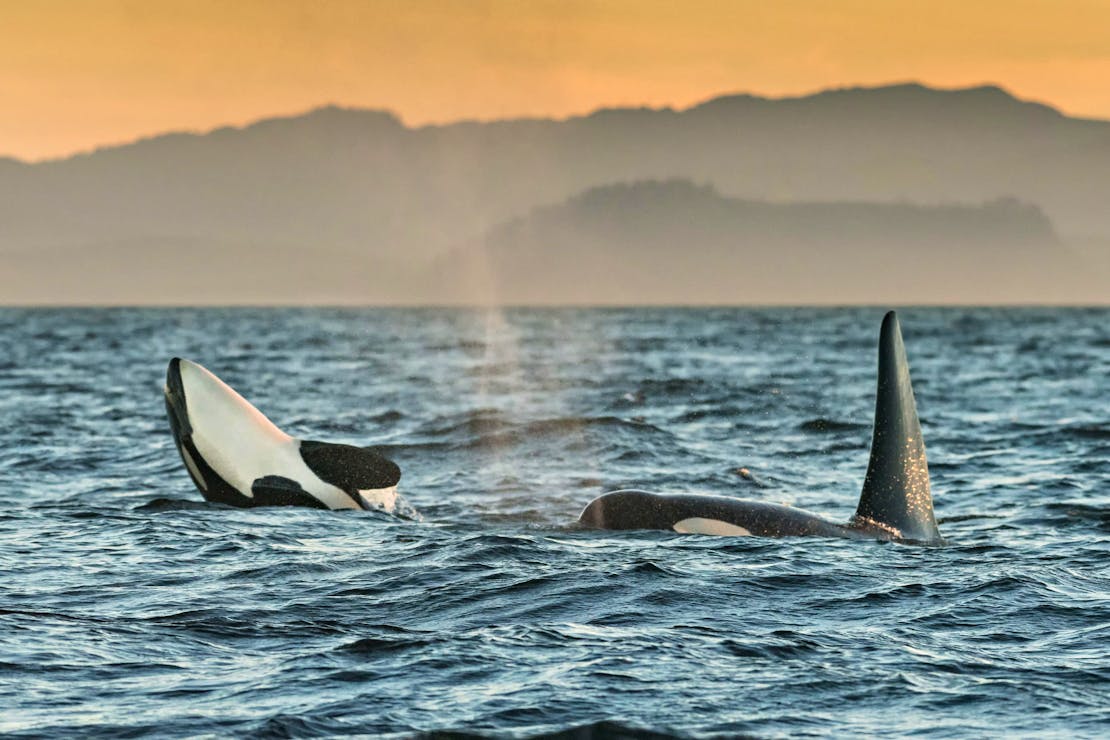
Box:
1;301;1107;310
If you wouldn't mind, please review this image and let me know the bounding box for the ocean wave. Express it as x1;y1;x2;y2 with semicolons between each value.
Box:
1;307;1107;737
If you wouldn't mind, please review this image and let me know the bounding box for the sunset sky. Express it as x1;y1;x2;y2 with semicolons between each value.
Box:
4;0;1109;161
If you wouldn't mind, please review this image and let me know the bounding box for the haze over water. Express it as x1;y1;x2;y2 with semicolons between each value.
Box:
1;307;1106;737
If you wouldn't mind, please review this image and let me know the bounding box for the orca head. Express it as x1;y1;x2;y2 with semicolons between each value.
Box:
853;312;942;544
165;357;290;450
164;358;402;512
164;357;292;506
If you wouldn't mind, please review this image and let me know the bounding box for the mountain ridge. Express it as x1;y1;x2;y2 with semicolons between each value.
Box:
2;81;1107;304
433;179;1078;306
8;82;1090;166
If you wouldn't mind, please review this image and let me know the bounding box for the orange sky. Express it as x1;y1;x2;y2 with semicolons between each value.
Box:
3;0;1110;161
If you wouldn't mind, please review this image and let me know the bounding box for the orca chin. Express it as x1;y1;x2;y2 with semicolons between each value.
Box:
578;311;943;545
164;358;405;513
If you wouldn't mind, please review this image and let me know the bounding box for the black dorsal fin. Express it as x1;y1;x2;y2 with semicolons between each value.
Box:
854;311;941;542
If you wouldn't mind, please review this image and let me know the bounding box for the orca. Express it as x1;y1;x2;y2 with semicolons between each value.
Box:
578;311;942;544
163;358;404;512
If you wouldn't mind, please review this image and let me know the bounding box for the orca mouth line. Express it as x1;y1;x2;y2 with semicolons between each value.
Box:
163;358;221;499
163;357;191;440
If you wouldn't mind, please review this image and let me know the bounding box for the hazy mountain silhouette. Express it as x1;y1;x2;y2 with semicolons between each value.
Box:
1;82;1107;304
435;180;1084;305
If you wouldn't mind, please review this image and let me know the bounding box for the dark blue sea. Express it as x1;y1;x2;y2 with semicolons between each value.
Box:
1;307;1107;738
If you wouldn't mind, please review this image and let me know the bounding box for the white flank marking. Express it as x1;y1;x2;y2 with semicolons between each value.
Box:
673;518;752;536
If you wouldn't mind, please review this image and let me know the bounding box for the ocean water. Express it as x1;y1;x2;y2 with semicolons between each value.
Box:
0;307;1107;738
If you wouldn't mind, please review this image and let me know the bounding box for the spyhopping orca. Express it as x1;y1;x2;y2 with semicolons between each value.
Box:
163;358;404;512
578;311;942;544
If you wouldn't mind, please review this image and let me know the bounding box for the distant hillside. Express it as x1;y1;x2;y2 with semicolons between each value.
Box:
433;180;1086;305
1;82;1108;304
